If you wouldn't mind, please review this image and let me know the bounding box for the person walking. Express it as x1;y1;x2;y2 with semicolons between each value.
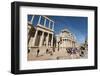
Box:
46;49;49;54
37;49;40;57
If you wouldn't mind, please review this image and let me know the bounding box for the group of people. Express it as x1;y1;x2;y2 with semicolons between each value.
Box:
36;48;53;57
28;46;86;58
66;47;77;54
66;47;85;57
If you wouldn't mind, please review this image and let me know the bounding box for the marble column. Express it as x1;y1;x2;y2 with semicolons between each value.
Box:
39;32;44;47
72;41;73;47
70;40;72;47
31;15;34;24
52;22;54;30
73;42;75;47
38;16;41;24
49;21;51;29
51;34;53;47
46;33;49;47
68;40;70;47
32;30;38;46
44;18;46;26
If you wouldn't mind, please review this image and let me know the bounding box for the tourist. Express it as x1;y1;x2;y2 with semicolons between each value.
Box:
28;48;30;53
46;49;49;54
37;49;40;57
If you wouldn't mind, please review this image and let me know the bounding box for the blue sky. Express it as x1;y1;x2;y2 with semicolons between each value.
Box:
28;15;88;44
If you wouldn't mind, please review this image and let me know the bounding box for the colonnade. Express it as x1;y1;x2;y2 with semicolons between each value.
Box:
29;15;54;47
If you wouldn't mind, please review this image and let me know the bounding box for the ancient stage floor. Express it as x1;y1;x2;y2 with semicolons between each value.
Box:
27;47;88;61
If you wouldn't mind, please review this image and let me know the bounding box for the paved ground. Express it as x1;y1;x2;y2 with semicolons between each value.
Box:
27;47;88;61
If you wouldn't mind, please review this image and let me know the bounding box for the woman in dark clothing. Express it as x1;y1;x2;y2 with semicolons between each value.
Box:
46;49;49;54
37;49;40;57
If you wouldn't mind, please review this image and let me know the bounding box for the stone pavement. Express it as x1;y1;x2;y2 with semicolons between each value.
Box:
28;47;87;61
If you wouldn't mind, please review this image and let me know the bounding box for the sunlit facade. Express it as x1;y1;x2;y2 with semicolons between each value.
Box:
56;29;76;48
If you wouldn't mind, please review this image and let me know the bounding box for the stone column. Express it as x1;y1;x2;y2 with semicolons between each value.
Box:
73;42;75;47
73;42;74;47
44;18;46;26
28;37;33;47
46;33;49;47
39;32;44;47
71;40;73;47
52;22;54;30
49;21;51;29
68;40;70;47
38;16;41;24
48;34;51;47
51;34;53;47
31;15;34;23
70;40;71;47
72;41;73;47
32;30;38;46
